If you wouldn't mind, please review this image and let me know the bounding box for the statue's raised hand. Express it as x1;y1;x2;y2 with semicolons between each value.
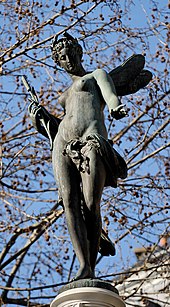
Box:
28;100;42;118
28;100;46;134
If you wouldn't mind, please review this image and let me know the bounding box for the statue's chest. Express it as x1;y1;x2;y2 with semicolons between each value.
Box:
58;75;101;110
70;75;97;93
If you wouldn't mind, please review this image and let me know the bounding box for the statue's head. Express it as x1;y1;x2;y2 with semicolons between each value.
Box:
51;32;83;73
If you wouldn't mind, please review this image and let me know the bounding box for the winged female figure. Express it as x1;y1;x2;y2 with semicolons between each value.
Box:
28;32;152;280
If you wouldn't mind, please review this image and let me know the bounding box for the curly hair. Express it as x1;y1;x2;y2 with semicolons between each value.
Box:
51;33;83;65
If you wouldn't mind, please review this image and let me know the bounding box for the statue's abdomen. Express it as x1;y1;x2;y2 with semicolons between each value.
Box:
59;90;106;141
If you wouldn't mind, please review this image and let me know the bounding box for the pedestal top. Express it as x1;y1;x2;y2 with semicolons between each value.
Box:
58;279;119;295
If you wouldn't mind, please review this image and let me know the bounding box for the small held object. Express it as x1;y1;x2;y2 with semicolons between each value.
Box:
21;75;39;105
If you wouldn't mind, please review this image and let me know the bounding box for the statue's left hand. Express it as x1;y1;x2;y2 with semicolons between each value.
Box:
111;104;128;120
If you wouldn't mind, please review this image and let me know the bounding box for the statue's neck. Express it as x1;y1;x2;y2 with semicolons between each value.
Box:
69;64;86;78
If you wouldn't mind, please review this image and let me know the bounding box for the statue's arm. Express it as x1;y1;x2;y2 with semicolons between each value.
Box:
93;69;128;119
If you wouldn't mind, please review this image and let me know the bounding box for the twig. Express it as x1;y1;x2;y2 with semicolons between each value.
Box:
113;90;170;142
127;119;170;164
128;142;170;169
0;208;63;270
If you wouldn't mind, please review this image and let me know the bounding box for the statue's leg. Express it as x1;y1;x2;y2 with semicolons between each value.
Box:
52;137;93;280
81;149;106;273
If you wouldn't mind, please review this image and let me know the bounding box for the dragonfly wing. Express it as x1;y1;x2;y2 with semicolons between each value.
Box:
109;54;152;96
116;69;153;96
109;54;145;87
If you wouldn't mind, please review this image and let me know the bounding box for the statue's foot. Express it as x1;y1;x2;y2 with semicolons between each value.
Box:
71;266;95;281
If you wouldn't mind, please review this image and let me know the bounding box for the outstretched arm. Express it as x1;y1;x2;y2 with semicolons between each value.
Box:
93;69;128;119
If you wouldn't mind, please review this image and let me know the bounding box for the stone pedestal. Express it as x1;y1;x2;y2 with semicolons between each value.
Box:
50;279;125;307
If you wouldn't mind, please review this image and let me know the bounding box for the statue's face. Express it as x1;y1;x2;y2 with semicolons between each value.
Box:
57;46;82;74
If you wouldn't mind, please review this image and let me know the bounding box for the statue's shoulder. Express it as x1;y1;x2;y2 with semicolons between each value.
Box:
85;69;108;82
91;68;107;76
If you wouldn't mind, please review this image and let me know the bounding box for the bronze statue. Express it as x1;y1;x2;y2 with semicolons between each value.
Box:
27;32;152;280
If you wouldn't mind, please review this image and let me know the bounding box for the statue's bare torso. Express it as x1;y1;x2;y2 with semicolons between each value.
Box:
57;72;108;142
